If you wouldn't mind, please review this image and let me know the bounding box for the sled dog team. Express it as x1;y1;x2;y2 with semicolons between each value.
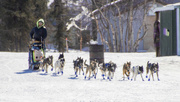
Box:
37;53;160;81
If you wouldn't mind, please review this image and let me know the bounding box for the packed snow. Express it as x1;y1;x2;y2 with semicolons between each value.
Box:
0;51;180;102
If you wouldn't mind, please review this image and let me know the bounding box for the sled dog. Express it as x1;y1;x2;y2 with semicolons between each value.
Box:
99;63;107;79
54;57;65;75
42;56;53;73
84;59;98;80
146;61;160;81
106;61;117;80
123;62;131;80
73;57;84;77
131;66;144;81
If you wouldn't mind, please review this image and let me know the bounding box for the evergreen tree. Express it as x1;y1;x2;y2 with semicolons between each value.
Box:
0;0;48;51
49;0;69;52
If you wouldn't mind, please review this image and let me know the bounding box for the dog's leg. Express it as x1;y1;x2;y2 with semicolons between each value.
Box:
61;66;64;75
58;67;60;74
79;67;81;75
82;67;84;75
88;70;92;80
93;70;96;79
140;73;144;81
85;67;88;79
134;73;138;81
152;72;154;81
50;63;53;71
146;67;149;78
131;72;134;81
45;64;48;73
156;71;160;81
112;72;114;79
148;71;152;81
107;71;111;80
76;67;79;77
123;69;125;80
100;69;105;79
125;71;129;80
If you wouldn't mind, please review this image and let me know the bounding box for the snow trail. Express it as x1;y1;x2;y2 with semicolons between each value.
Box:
0;51;180;102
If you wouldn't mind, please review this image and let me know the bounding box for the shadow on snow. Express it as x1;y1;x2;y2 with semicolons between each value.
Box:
15;69;39;74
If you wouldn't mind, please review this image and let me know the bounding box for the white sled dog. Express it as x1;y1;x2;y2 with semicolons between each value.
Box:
131;66;144;81
54;58;65;75
146;61;160;81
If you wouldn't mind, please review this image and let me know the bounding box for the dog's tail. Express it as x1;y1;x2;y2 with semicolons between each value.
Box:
84;60;88;67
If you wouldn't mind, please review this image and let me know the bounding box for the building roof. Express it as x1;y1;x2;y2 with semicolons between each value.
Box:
154;2;180;12
92;0;180;15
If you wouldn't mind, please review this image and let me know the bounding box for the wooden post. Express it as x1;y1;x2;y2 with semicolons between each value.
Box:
66;38;68;52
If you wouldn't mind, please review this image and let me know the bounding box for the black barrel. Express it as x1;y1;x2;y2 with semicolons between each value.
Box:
89;44;104;64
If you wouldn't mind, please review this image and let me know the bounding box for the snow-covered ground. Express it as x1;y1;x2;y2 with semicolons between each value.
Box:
0;51;180;102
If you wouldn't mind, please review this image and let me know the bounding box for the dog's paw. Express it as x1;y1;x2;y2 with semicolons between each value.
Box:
76;75;78;77
61;71;63;75
158;79;160;81
131;79;133;81
128;77;130;80
42;69;44;72
142;79;144;81
107;77;109;79
85;76;86;79
51;68;53;71
58;72;60;74
88;78;90;80
146;76;148;78
148;79;150;81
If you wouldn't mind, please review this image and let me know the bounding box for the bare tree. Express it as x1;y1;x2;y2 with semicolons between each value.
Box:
132;0;156;52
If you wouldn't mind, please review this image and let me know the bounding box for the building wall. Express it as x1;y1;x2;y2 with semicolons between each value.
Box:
144;16;156;51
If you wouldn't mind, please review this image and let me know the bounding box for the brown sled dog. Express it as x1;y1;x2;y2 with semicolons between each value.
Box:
84;60;98;80
123;62;131;80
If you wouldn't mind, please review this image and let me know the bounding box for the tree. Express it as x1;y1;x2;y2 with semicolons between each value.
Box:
51;0;69;52
92;0;156;52
0;0;48;52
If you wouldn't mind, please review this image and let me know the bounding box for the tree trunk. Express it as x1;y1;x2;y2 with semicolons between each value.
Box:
114;1;124;52
128;0;134;52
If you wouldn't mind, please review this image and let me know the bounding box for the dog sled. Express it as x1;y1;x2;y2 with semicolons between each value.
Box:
28;40;45;70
